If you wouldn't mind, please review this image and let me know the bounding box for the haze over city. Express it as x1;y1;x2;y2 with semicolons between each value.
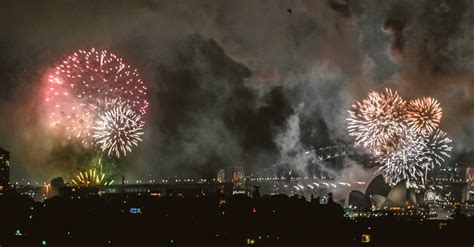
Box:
1;0;473;183
0;0;473;246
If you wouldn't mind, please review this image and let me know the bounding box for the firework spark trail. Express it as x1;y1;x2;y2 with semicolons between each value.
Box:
406;97;442;135
423;129;453;168
347;89;452;187
45;49;148;137
71;167;114;186
347;88;406;152
92;104;144;158
375;128;430;185
68;112;94;140
45;48;149;157
46;48;149;116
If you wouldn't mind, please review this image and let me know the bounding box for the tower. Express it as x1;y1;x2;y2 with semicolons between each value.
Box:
231;166;245;193
466;167;474;201
0;148;10;194
217;169;225;183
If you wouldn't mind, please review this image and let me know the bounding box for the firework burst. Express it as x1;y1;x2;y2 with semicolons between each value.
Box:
406;97;442;135
375;129;430;186
347;88;406;152
347;89;452;187
45;48;148;135
92;104;144;158
71;168;114;186
424;129;452;167
45;48;149;157
67;112;95;144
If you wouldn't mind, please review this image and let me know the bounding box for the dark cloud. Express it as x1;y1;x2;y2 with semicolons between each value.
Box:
329;1;352;18
382;0;469;75
378;0;474;154
141;36;292;177
383;18;406;55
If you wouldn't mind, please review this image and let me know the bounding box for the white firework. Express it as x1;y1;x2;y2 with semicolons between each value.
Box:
92;104;144;158
424;129;452;168
376;129;430;186
347;88;407;153
347;89;454;187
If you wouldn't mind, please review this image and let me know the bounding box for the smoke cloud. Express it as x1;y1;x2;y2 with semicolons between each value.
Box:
0;0;473;184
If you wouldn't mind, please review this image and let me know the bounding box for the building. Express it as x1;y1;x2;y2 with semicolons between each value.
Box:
348;176;418;211
16;185;49;202
99;181;234;198
59;186;99;199
432;163;466;203
0;148;10;194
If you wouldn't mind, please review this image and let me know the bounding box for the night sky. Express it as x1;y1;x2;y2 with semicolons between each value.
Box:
0;0;473;182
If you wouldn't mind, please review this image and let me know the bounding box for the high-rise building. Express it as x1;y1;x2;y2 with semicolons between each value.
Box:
432;163;466;203
0;148;10;194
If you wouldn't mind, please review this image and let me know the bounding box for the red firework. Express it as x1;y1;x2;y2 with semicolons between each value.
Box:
45;48;149;144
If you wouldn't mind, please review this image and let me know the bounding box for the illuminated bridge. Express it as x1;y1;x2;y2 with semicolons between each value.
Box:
249;144;365;179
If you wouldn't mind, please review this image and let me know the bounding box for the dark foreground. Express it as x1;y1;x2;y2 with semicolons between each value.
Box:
0;192;473;247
